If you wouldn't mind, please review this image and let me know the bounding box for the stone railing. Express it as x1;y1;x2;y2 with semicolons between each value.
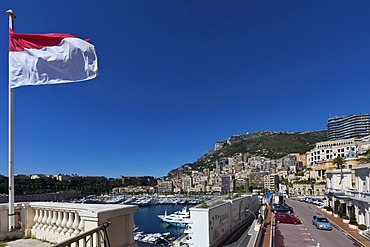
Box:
0;202;138;247
345;188;357;197
54;222;111;247
344;188;370;199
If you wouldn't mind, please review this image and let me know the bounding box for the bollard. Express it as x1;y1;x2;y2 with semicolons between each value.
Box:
316;243;320;247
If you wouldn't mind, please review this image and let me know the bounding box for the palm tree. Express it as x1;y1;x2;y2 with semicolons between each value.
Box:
332;156;345;169
358;150;370;164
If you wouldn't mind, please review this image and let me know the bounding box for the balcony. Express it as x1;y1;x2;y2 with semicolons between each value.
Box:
0;202;138;247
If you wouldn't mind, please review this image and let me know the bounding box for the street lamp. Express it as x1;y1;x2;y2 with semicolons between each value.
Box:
246;209;257;220
246;209;261;232
159;236;173;246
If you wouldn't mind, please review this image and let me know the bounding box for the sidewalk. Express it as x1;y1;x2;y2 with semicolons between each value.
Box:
320;209;370;247
261;206;272;247
5;239;52;247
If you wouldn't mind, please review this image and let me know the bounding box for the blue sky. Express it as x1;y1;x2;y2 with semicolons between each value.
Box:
0;1;369;178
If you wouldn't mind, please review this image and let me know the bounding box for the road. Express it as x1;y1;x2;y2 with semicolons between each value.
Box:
275;198;361;247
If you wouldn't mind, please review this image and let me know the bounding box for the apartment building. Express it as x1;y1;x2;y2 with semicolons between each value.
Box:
157;179;174;194
264;173;279;192
327;113;370;140
182;176;193;192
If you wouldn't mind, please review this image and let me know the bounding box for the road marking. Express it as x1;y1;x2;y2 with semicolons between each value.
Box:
302;232;311;235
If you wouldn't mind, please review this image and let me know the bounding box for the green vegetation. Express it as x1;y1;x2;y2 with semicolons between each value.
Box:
358;150;370;164
228;193;241;199
222;131;327;159
342;215;349;220
332;156;345;169
295;172;304;176
349;215;357;225
293;180;310;184
358;224;367;230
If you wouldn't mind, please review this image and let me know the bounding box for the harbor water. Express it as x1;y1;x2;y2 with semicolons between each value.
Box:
134;204;190;239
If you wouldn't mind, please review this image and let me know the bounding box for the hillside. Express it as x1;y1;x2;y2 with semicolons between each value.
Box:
168;130;327;177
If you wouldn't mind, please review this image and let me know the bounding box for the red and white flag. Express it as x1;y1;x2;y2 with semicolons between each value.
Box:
9;29;98;88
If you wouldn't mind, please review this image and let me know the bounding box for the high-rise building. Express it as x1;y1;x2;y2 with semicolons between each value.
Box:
327;114;370;140
264;173;279;192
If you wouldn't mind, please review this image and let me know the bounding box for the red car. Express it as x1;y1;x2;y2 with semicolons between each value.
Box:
274;212;301;224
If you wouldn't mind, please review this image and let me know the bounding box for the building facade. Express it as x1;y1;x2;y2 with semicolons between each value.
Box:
157;179;174;194
327;114;370;140
307;138;360;165
264;173;279;192
325;164;370;230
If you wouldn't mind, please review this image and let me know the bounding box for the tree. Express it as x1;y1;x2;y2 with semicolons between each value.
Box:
358;149;370;164
332;156;345;169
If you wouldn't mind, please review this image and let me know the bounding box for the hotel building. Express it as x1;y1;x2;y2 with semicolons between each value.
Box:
307;138;360;166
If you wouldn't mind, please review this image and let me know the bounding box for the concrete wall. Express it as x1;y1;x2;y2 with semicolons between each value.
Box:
187;194;260;247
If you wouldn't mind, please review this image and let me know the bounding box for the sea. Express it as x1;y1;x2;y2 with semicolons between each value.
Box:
133;204;190;239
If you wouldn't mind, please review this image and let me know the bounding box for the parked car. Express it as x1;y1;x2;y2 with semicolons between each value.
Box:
274;207;294;214
272;204;294;213
275;212;301;224
312;215;332;230
313;199;324;206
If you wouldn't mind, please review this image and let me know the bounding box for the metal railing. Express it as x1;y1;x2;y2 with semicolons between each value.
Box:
53;222;110;247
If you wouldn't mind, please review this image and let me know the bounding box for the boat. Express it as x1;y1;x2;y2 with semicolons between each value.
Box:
158;207;191;228
134;231;172;244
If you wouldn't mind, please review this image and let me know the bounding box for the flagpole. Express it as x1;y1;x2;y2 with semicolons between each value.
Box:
7;9;16;231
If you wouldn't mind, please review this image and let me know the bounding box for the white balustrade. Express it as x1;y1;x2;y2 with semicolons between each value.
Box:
32;208;39;230
42;209;49;231
56;211;63;234
66;212;74;236
51;210;58;233
37;209;44;230
72;213;80;236
78;217;84;232
0;202;138;247
61;211;69;235
46;210;53;232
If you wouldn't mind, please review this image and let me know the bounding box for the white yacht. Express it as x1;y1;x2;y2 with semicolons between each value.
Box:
158;207;191;228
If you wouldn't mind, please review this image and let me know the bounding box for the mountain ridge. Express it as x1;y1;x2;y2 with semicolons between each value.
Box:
167;130;327;177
